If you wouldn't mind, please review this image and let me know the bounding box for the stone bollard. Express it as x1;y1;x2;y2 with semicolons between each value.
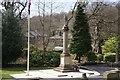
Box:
103;70;120;80
81;73;89;80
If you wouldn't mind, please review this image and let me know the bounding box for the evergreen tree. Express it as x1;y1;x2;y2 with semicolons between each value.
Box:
2;9;24;66
69;2;92;63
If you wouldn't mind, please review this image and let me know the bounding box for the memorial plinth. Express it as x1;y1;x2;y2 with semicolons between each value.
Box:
54;25;74;72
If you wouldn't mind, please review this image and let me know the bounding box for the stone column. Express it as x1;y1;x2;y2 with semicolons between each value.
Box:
63;25;69;54
54;25;74;72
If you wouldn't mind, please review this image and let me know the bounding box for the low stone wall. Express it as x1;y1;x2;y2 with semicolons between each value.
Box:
107;62;120;67
103;70;120;80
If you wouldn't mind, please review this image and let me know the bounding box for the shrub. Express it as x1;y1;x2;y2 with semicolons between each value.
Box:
102;37;120;54
97;54;103;61
44;51;60;67
102;36;120;62
85;51;97;61
30;50;60;67
30;45;38;52
30;50;44;67
104;53;116;62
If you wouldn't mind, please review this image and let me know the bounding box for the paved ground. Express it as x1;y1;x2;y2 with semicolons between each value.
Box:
10;69;100;79
5;78;103;80
9;64;119;80
40;64;119;80
85;64;118;75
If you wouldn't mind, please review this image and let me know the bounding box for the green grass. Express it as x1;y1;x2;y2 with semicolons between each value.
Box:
2;67;26;79
2;67;55;79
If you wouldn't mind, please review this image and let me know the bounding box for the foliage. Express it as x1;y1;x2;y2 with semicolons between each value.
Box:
102;36;120;62
30;45;38;51
44;51;60;67
30;50;60;67
104;53;116;62
102;37;120;54
30;50;43;67
69;2;92;63
85;51;97;61
2;9;25;66
97;54;103;61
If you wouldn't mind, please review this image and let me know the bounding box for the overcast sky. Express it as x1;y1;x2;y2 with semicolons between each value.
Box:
0;0;119;17
29;0;119;17
29;0;76;17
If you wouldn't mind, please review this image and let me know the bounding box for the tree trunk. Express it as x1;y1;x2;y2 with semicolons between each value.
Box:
92;20;102;54
78;56;80;63
116;4;120;63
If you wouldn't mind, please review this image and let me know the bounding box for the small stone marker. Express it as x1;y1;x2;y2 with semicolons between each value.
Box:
81;73;88;80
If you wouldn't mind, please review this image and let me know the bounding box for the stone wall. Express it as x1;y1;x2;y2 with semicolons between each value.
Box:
103;70;120;80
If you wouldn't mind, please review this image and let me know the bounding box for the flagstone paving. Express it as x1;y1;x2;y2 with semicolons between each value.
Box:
10;69;100;79
10;64;119;80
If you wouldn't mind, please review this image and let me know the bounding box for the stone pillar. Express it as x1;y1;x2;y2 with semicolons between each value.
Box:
54;25;74;72
63;25;69;54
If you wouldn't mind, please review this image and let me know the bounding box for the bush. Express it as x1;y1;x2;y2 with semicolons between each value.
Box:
97;54;103;61
30;50;60;67
102;37;120;62
102;53;120;62
104;53;116;62
102;37;120;54
86;51;97;61
44;51;60;67
30;50;43;67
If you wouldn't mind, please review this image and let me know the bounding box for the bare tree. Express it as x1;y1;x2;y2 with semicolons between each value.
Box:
36;0;68;52
87;2;105;54
1;0;27;18
87;2;118;54
37;0;52;52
